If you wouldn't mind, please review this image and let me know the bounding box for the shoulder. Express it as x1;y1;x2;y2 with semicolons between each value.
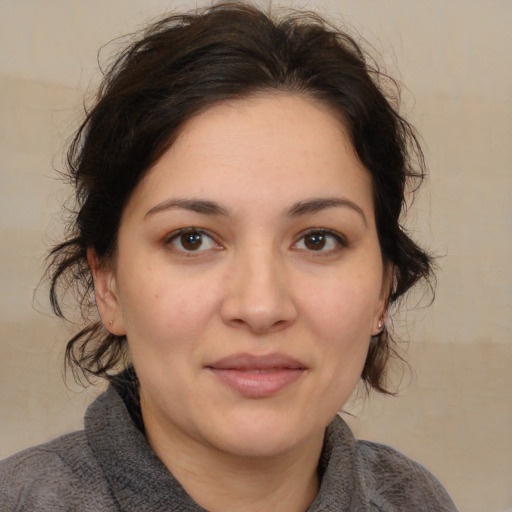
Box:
355;439;458;511
0;431;115;511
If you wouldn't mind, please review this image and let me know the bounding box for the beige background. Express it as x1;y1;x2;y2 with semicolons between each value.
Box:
0;1;510;511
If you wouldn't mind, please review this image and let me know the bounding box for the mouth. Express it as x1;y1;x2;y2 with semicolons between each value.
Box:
206;353;307;398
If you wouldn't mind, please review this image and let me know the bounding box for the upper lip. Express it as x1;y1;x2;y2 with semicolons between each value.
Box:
206;353;306;371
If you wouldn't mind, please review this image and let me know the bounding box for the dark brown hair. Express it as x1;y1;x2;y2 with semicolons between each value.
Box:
48;1;432;393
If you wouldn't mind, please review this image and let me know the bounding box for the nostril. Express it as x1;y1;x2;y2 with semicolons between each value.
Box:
222;302;297;334
219;260;298;333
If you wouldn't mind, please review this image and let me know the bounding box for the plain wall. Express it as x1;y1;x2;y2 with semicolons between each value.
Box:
0;1;510;511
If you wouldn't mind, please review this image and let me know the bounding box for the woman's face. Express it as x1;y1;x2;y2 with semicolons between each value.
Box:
93;94;389;459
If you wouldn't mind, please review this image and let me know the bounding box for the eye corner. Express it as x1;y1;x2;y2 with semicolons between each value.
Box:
164;227;223;255
292;228;349;254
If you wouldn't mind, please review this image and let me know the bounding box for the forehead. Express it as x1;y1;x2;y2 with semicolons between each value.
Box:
124;93;374;219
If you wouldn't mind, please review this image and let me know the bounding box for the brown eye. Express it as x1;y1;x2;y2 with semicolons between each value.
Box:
304;232;327;251
169;230;218;253
294;230;347;253
180;232;203;250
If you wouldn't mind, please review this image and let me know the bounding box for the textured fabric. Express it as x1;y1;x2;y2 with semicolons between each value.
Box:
0;379;458;511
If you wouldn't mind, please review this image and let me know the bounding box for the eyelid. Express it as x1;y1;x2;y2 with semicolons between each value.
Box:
293;228;349;252
164;227;223;254
163;227;348;256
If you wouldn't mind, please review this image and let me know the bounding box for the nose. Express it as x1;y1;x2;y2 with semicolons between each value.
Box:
220;246;298;335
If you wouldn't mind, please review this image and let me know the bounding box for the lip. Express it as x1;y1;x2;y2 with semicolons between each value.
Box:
206;353;307;398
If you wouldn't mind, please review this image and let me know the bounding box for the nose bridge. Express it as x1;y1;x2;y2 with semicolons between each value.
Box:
221;239;296;333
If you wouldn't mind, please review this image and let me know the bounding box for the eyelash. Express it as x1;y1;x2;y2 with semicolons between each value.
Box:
164;228;221;255
164;228;349;256
293;229;349;254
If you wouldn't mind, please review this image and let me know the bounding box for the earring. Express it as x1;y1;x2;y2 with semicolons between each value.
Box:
377;318;384;331
109;320;113;328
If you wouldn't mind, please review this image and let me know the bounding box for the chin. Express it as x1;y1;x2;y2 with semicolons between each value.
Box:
206;413;322;459
217;432;300;459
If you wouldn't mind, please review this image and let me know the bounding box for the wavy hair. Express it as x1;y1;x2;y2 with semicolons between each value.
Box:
47;1;433;393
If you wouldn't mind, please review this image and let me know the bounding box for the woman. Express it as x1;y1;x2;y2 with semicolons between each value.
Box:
0;2;458;511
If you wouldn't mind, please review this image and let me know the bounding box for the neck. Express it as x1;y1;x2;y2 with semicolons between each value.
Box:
143;411;323;512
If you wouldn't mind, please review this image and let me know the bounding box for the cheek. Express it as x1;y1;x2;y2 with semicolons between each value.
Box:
118;267;220;349
300;269;381;382
303;276;380;338
307;286;375;392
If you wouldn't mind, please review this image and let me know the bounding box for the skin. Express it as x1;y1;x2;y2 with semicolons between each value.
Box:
90;94;390;512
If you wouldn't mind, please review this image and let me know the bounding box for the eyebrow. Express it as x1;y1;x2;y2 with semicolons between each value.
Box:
144;196;367;225
287;197;367;225
145;198;229;219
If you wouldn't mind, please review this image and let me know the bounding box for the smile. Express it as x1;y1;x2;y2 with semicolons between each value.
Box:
206;353;307;398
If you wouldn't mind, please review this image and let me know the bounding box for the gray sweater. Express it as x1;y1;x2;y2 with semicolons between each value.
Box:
0;378;458;511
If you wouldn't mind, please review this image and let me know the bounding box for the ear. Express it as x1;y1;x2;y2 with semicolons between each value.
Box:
372;263;394;336
87;248;126;335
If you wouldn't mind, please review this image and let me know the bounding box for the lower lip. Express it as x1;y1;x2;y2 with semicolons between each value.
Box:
208;368;305;398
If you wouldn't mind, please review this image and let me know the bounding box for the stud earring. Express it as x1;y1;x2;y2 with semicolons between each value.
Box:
109;320;113;328
377;318;384;331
